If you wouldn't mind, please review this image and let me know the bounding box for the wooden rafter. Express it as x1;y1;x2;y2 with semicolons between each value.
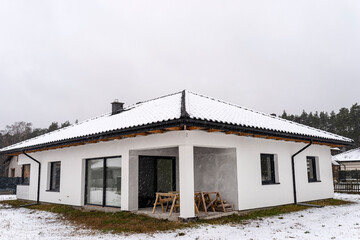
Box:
225;131;239;135
238;132;253;137
122;134;136;138
135;132;148;136
254;134;267;138
207;129;223;133
188;126;206;131
147;129;163;134
164;126;182;131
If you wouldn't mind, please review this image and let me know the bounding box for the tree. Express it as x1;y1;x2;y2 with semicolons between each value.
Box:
60;121;71;128
281;103;360;150
47;122;59;133
0;120;72;176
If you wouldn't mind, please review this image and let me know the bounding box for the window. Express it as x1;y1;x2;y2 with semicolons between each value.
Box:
21;164;30;185
49;162;61;191
261;154;278;185
307;156;319;182
10;168;15;178
86;156;122;207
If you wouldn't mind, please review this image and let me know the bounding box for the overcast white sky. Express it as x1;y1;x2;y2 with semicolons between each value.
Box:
0;1;359;129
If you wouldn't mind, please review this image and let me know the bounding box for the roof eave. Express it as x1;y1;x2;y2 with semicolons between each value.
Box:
184;119;354;147
0;117;353;156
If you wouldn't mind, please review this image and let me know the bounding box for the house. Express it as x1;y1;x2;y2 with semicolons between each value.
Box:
5;156;22;178
0;156;24;194
333;147;360;171
0;90;353;220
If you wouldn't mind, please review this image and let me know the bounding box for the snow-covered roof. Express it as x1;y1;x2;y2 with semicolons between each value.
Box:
332;159;340;166
0;90;353;154
333;148;360;162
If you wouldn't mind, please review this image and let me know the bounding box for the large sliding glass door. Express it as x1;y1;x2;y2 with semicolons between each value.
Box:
86;156;121;207
106;157;121;207
138;156;176;208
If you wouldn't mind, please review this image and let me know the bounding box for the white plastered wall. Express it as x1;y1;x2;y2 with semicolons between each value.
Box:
7;156;22;177
17;130;334;211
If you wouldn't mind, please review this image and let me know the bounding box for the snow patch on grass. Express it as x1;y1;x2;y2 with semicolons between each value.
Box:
1;194;359;239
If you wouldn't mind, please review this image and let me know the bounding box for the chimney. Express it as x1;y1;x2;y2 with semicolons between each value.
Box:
111;99;124;115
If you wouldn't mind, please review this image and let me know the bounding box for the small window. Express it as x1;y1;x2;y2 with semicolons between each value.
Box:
21;164;30;185
10;168;15;178
49;162;61;191
261;154;277;184
307;156;319;182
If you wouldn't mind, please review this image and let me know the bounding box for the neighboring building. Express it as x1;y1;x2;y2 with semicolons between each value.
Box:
0;90;353;220
6;156;22;178
333;148;360;171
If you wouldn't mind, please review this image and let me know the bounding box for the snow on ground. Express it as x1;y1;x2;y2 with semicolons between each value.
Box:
1;193;360;240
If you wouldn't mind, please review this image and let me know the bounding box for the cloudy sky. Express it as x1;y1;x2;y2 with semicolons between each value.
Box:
0;1;359;129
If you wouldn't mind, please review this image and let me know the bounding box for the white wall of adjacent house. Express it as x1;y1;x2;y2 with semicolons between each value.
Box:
17;130;333;212
7;156;22;177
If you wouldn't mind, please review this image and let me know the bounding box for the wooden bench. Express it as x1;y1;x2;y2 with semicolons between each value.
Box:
153;192;200;217
200;191;233;214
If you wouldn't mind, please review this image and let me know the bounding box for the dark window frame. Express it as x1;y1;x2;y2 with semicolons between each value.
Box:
21;164;30;185
48;161;61;192
260;154;278;185
307;156;319;182
85;155;122;208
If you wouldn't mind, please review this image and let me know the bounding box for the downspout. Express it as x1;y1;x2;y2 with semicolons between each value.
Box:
291;140;312;204
22;151;41;204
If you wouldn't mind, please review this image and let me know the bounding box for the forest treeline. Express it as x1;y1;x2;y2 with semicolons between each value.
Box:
0;121;76;149
0;121;76;176
280;103;360;149
0;103;359;175
0;104;359;150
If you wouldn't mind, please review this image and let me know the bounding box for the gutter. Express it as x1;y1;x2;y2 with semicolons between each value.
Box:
22;151;41;205
291;140;312;204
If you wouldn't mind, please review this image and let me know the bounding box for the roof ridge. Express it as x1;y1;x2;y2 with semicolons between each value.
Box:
124;90;183;110
180;90;190;118
186;90;352;142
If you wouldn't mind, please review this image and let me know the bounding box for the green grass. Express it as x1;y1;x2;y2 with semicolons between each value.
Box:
200;198;352;225
0;198;352;234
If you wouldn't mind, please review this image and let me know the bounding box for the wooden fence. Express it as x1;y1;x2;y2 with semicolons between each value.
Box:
334;182;360;193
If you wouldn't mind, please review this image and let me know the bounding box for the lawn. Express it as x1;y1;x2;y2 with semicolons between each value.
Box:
0;198;352;235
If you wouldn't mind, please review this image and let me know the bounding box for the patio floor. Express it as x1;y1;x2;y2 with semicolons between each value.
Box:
134;207;237;221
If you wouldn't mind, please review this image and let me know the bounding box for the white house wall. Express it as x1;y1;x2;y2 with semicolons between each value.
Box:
17;131;186;207
17;130;333;211
186;131;333;210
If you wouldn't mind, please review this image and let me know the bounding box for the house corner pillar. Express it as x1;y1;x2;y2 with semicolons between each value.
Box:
179;144;195;220
121;150;130;210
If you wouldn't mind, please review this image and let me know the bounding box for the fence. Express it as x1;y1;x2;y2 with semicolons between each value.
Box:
339;170;360;182
0;177;21;194
334;170;360;193
334;182;360;193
